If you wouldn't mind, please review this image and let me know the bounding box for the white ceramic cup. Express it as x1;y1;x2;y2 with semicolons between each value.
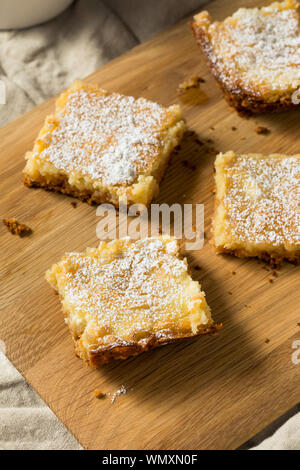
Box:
0;0;73;30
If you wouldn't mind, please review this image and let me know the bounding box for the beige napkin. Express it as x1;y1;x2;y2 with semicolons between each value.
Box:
0;350;81;450
0;0;298;450
252;412;300;450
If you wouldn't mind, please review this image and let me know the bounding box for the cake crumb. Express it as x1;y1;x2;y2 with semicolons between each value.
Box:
297;323;300;327
231;126;237;131
255;126;270;135
262;265;271;271
208;147;218;154
71;201;78;208
186;130;196;137
93;389;106;399
173;144;181;154
181;160;196;171
267;270;278;283
111;385;128;404
227;291;233;295
194;265;202;271
270;258;281;270
230;270;236;275
265;338;270;344
3;218;32;237
177;75;205;94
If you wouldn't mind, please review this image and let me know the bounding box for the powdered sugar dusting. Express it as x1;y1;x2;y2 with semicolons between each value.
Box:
208;1;300;95
37;87;171;186
223;154;300;246
57;238;208;340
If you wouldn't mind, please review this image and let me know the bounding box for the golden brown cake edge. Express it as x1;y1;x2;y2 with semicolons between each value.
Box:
74;323;221;368
190;19;300;115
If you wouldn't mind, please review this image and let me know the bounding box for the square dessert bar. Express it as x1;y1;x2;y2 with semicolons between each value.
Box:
212;152;300;264
46;236;218;367
191;0;300;114
24;81;185;206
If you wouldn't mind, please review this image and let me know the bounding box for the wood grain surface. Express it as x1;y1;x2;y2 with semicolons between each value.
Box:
0;0;299;450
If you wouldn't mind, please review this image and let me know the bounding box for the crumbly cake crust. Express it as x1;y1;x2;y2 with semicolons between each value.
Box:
23;136;173;206
2;218;32;237
46;237;218;367
212;152;300;264
23;81;185;207
191;0;300;114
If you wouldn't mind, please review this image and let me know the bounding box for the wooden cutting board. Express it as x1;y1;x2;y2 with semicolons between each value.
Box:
0;0;299;450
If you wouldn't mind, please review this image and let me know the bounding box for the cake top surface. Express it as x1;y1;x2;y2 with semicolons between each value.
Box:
219;152;300;246
33;82;181;186
197;0;300;96
48;237;210;343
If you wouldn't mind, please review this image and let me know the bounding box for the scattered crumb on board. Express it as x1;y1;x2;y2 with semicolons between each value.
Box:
177;75;205;94
265;338;270;344
262;265;271;271
267;270;278;283
93;385;132;402
3;218;32;237
181;159;196;171
71;201;78;208
208;146;219;155
255;126;271;135
93;389;106;399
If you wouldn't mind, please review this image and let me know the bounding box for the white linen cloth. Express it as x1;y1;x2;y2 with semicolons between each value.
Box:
0;0;298;450
252;411;300;450
0;352;81;450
